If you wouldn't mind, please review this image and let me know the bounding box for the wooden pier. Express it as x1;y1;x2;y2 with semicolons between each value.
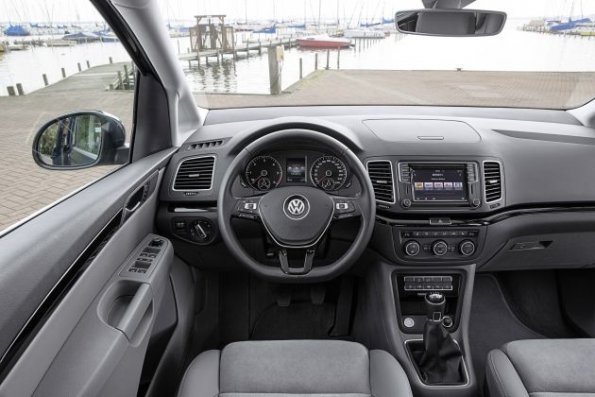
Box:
179;36;299;67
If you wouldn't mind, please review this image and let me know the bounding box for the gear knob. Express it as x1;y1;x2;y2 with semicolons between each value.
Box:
425;292;446;321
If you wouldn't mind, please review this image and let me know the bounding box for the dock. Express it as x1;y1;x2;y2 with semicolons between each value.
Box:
0;63;134;230
196;69;595;110
178;36;299;66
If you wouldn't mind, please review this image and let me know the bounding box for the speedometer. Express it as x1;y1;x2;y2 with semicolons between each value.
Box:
245;156;283;191
311;156;348;191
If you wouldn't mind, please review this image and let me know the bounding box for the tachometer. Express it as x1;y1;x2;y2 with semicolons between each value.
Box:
311;156;348;191
245;156;283;191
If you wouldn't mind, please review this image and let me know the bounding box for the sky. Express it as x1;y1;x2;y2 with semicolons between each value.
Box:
2;0;595;23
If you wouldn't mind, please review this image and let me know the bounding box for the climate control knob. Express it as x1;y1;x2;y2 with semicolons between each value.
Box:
404;240;421;257
459;240;476;257
432;240;449;256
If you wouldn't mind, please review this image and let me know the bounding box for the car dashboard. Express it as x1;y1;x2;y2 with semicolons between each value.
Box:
157;105;595;274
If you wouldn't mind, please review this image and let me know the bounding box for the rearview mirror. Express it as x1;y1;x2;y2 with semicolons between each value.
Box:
396;9;507;37
32;111;129;170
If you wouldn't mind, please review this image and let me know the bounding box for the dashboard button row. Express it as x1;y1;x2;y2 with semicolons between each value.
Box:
401;230;478;238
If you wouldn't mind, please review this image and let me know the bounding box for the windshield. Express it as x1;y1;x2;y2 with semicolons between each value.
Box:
2;0;595;110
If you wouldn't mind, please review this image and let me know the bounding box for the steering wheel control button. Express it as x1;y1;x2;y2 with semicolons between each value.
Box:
334;200;356;219
432;240;449;256
459;240;476;256
336;202;349;211
283;195;310;220
237;199;260;219
403;317;415;328
243;202;257;211
404;240;421;257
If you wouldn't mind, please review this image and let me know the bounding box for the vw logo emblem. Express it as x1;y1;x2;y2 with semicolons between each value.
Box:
283;196;310;220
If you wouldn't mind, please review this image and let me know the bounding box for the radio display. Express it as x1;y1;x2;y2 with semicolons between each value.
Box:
411;166;468;202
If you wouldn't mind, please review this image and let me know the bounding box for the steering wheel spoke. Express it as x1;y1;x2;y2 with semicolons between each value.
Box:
233;196;262;221
332;196;362;220
278;246;317;275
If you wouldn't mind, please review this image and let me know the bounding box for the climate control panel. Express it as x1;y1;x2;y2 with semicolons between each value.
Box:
396;227;482;261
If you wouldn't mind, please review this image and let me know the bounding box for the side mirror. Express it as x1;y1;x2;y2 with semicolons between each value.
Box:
32;111;129;170
396;9;507;37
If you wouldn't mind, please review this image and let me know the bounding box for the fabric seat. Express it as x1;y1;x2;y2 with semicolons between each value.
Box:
177;340;413;397
486;339;595;397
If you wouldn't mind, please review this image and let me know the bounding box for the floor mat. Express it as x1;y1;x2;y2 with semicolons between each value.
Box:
469;274;544;389
250;302;336;340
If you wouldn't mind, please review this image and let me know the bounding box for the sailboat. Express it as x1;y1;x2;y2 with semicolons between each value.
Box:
297;35;351;49
3;24;31;36
254;24;277;34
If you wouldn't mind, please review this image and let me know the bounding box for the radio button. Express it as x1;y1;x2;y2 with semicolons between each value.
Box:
404;241;421;257
432;240;449;256
459;240;476;256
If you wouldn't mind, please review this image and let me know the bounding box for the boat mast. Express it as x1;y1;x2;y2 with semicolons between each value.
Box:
304;0;307;25
318;0;322;27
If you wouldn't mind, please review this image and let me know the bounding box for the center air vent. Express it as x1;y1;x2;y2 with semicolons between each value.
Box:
367;160;395;204
174;156;215;191
483;162;502;202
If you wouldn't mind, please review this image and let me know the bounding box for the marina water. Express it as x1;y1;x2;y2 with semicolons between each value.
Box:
1;19;595;97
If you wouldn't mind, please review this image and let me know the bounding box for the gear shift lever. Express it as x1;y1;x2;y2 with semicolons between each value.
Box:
415;292;464;384
425;292;446;321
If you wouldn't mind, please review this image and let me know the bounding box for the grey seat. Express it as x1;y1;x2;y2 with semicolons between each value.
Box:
486;339;595;397
177;340;413;397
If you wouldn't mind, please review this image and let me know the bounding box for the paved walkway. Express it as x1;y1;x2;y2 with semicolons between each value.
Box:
197;70;595;109
0;63;134;231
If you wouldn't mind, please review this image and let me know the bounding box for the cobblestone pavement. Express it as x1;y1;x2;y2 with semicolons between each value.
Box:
0;63;134;231
197;70;595;109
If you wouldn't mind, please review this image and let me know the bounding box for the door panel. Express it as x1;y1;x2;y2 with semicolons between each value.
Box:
32;235;172;397
0;149;176;397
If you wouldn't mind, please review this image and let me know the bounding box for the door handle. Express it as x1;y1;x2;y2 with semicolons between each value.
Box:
116;283;153;341
121;184;148;224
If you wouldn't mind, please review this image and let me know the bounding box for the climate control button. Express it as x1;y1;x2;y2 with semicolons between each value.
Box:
459;240;476;256
432;240;449;256
404;240;421;257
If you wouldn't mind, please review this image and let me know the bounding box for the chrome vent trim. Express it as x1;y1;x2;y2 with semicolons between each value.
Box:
173;155;216;191
483;161;502;202
367;160;396;204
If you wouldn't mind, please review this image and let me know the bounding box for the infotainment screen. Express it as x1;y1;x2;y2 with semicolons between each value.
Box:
286;158;307;183
411;166;468;202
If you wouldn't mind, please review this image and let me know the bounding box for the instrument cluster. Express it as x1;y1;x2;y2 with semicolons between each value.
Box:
243;151;350;192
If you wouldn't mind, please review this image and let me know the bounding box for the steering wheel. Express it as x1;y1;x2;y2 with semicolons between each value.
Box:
217;128;376;282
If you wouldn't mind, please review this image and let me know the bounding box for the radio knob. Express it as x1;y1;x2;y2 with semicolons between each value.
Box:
432;240;449;256
472;198;481;207
459;240;476;256
401;198;412;208
404;240;421;257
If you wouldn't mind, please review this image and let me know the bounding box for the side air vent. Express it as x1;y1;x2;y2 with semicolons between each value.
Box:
367;160;395;204
173;156;215;191
186;139;225;151
483;162;502;202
